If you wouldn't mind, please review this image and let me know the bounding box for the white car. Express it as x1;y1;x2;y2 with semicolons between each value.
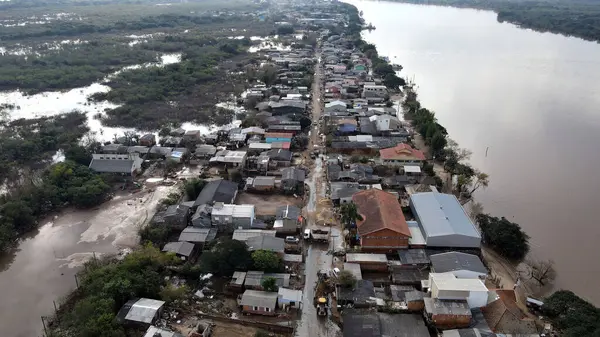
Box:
285;236;300;244
303;229;311;240
331;267;340;278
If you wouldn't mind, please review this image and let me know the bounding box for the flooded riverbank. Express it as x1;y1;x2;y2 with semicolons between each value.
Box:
346;0;600;304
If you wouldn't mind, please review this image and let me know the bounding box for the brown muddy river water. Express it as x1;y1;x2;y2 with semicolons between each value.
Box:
346;0;600;304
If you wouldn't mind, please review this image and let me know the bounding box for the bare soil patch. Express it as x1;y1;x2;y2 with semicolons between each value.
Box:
236;192;304;216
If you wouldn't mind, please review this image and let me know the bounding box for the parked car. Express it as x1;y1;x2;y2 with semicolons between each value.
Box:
331;267;340;278
285;236;300;244
303;229;311;240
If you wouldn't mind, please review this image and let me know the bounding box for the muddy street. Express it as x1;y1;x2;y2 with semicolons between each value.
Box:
0;184;176;337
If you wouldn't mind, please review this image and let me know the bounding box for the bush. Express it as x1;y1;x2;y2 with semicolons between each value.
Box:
338;270;357;288
252;249;282;272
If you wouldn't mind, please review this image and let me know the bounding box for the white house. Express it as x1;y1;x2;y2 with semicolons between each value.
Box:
211;203;255;229
89;153;143;176
429;273;488;309
324;100;348;113
369;115;401;132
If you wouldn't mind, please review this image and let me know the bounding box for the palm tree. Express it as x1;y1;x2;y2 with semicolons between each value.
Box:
340;202;363;229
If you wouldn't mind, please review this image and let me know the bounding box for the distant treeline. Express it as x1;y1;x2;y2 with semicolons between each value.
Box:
388;0;600;43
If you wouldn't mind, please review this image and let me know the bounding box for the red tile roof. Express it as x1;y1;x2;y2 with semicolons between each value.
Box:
352;189;411;237
379;144;426;161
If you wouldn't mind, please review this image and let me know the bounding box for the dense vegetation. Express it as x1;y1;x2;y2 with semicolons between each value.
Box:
476;213;530;261
543;290;600;336
198;238;254;276
48;245;181;337
391;0;600;43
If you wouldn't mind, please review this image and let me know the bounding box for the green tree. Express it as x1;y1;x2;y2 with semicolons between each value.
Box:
198;238;253;276
340;202;363;229
160;284;189;303
476;214;530;261
543;290;600;336
252;249;282;272
430;131;447;157
259;65;278;86
337;270;357;288
261;276;278;292
183;178;207;200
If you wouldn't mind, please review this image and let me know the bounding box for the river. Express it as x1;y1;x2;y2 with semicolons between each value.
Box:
345;0;600;304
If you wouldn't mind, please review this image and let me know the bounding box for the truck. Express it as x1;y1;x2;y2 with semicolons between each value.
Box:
316;297;328;316
310;228;329;242
314;270;333;317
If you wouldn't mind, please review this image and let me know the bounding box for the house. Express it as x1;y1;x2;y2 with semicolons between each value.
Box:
241;127;266;136
269;100;306;115
178;227;217;248
352;189;411;251
162;241;196;261
280;167;306;193
211;203;255;230
378;312;430;337
379;144;426;167
246;236;285;253
337;280;376;308
89;153;143;176
183;130;201;143
232;229;276;243
345;253;389;272
117;298;165;327
390;268;430;287
239;290;278;316
195;144;217;159
264;149;292;167
430;252;487;279
274;205;302;234
429;273;489;308
143;326;184;337
139;134;156;147
191;204;212;228
343;262;363;280
265;132;293;144
483;290;537;335
209;150;247;167
369;115;402;132
244;271;291;289
409;191;481;248
226;271;247;293
163;204;191;230
277;288;303;310
362;85;388;100
397;249;431;268
245;176;276;192
194;180;238;208
342;311;380;337
325;100;348;113
424;297;472;329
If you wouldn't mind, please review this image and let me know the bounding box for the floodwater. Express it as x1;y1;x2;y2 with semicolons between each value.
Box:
0;185;176;337
346;0;600;303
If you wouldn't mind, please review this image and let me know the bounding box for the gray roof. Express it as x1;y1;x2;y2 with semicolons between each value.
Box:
178;227;217;243
410;192;481;248
124;298;165;324
230;271;247;285
430;252;487;274
337;280;375;304
240;290;278;309
378;313;430;337
275;205;301;220
164;204;190;218
194;179;238;207
195;144;217;155
405;290;425;302
397;249;430;266
343;262;362;280
281;167;306;181
342;310;380;337
252;176;276;186
246;236;285;253
89;158;134;173
265;149;292;161
333;186;361;200
232;229;276;242
162;241;194;257
144;326;184;337
424;297;471;317
244;271;290;288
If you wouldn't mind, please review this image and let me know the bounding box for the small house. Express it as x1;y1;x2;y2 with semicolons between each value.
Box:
195;144;217;159
244;271;290;290
211;203;255;230
264;149;292;168
163;204;191;230
345;253;389;272
265;132;293;144
429;273;489;308
226;271;247;293
274;205;302;234
178;227;217;249
397;249;430;269
423;297;472;329
277;288;303;310
191;204;212;228
379;144;425;167
209;150;247;168
117;298;165;327
139;134;156;147
89;153;143;177
246;176;276;192
193;180;238;208
162;241;196;261
183;130;201;143
336;280;376;308
239;290;278;316
232;229;276;243
246;236;285;254
281;167;305;194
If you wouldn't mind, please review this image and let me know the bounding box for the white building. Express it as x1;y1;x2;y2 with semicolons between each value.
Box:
429;273;488;309
211;203;255;229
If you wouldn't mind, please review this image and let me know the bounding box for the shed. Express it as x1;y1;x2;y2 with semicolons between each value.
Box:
410;192;481;248
430;252;487;279
162;241;195;260
118;298;165;326
227;271;247;292
239;290;278;316
346;253;388;272
424;297;472;329
407;221;427;247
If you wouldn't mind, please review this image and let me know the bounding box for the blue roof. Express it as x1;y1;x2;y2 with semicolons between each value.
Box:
410;192;481;247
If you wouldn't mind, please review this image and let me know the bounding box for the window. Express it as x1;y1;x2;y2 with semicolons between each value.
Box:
265;307;270;312
214;217;220;221
253;306;258;311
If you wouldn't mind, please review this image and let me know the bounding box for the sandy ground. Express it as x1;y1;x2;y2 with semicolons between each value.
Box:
236;192;304;216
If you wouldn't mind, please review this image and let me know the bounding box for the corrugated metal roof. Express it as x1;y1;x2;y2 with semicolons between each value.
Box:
212;204;254;218
125;298;164;324
410;192;481;244
178;227;217;243
407;221;427;246
232;229;276;242
343;262;363;280
162;241;194;257
430;252;487;274
240;290;278;308
246;236;285;253
89;159;134;173
346;253;388;264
